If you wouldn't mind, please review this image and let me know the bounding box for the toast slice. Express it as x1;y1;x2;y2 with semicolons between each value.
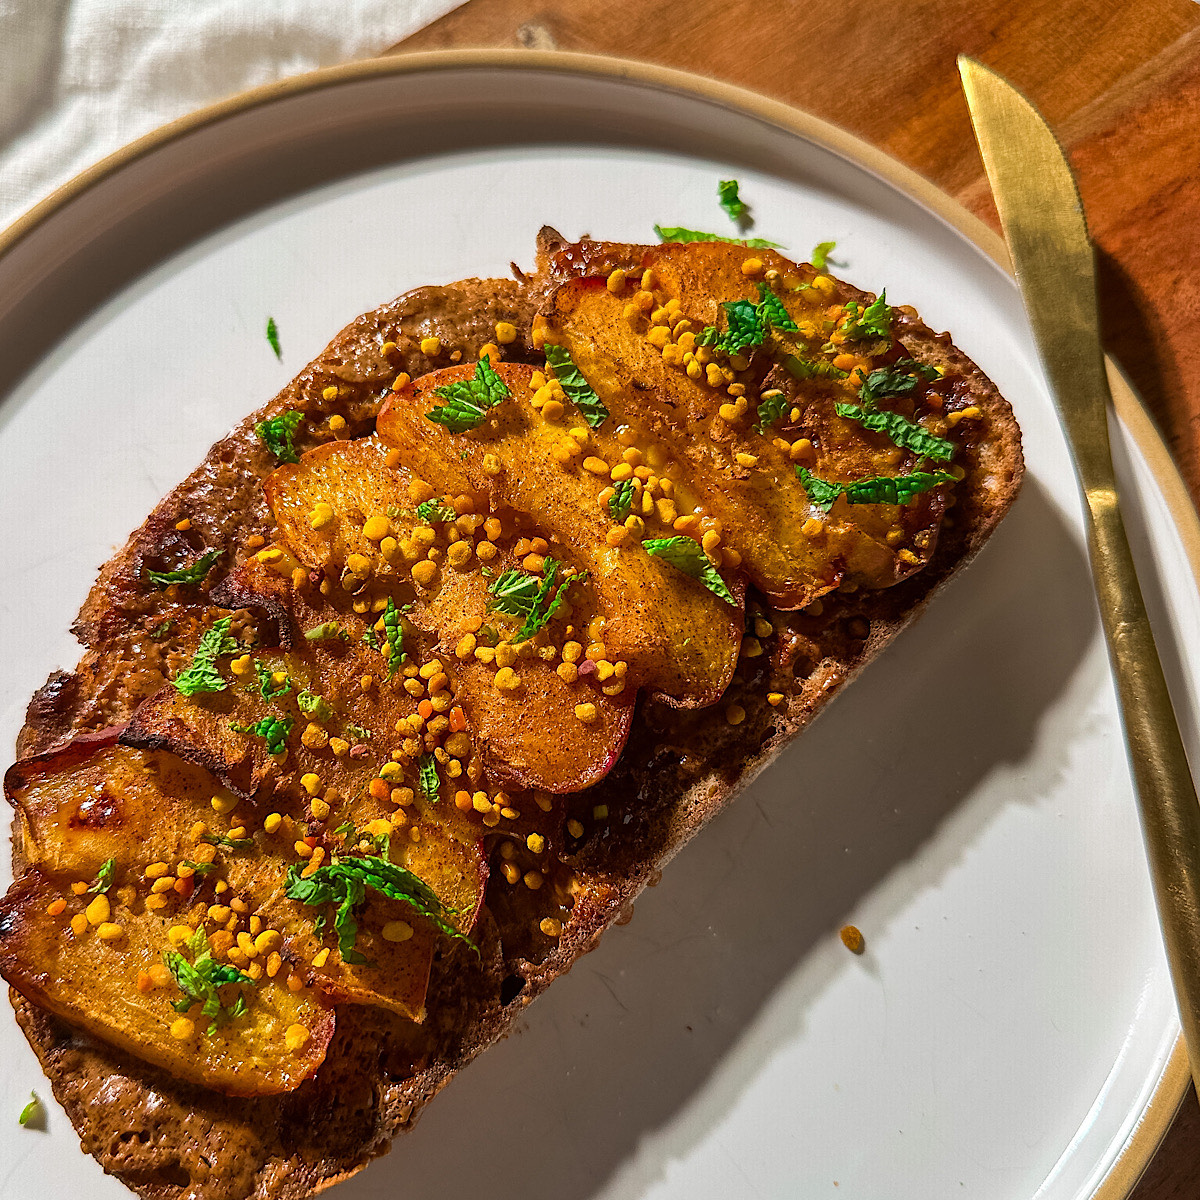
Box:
4;234;1022;1198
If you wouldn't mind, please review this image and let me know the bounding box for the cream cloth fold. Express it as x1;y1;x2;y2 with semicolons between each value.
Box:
0;0;463;229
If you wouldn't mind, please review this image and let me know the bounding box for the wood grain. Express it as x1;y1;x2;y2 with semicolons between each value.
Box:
390;4;1200;1194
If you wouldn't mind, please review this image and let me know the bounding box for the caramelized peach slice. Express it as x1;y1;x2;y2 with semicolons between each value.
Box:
538;240;953;607
7;729;446;1021
377;364;742;707
0;868;334;1096
262;437;633;792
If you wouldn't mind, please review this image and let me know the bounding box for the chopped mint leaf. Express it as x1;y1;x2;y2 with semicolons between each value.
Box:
416;497;457;523
285;854;472;961
230;715;293;756
419;754;440;804
85;858;115;895
255;660;291;702
653;225;783;249
754;281;798;333
608;478;636;522
146;549;221;590
811;241;836;271
696;298;764;356
796;466;955;513
164;928;255;1035
172;617;238;696
425;357;510;432
18;1092;41;1128
304;621;348;642
718;179;748;223
266;317;282;360
783;355;849;383
255;410;304;464
833;401;956;461
756;392;790;431
544;344;609;428
642;536;735;606
487;556;579;641
297;690;333;721
201;831;255;851
842;291;893;341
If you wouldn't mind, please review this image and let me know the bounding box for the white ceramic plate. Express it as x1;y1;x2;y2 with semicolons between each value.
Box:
1;52;1196;1200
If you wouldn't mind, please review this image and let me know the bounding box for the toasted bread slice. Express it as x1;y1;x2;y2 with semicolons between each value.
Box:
5;239;1023;1199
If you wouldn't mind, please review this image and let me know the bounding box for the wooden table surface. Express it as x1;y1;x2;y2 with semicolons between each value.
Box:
390;2;1200;1195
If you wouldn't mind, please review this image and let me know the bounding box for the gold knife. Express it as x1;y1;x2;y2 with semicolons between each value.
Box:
958;55;1200;1094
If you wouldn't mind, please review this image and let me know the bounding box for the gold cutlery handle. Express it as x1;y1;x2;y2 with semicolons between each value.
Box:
1086;482;1200;1084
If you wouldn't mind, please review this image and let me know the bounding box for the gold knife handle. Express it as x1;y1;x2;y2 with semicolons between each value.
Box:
1086;482;1200;1074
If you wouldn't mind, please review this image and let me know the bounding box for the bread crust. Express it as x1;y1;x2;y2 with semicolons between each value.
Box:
7;248;1022;1198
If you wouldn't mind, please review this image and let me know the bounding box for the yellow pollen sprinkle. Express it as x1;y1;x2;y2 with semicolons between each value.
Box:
420;336;442;356
285;1024;311;1052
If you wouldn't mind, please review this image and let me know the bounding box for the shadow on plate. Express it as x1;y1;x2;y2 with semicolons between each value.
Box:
333;475;1100;1199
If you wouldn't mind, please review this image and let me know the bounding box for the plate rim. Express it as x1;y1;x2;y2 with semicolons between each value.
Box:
0;45;1192;1200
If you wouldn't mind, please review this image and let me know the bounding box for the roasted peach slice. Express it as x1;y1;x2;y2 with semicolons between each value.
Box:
0;868;335;1096
6;729;450;1022
262;437;633;792
537;240;955;607
377;364;742;707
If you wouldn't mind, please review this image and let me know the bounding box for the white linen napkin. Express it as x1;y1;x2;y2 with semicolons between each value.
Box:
0;0;464;230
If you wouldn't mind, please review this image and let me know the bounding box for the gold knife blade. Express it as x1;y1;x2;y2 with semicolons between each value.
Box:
959;54;1200;1095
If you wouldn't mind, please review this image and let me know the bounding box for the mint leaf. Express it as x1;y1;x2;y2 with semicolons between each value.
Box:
842;291;893;341
642;536;735;606
419;754;440;804
230;715;293;755
487;556;578;640
297;691;333;721
285;854;472;959
834;402;955;462
425;357;510;432
756;392;790;431
304;621;348;643
755;281;798;332
163;929;254;1035
796;466;954;512
653;225;783;249
266;317;282;361
608;478;636;522
255;410;303;464
146;549;221;590
172;617;238;696
794;469;844;512
697;283;797;357
783;355;849;382
856;359;939;409
379;596;406;677
718;179;748;222
18;1092;41;1128
85;858;115;895
254;660;291;702
416;497;457;523
544;344;609;428
696;298;764;356
811;241;836;271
